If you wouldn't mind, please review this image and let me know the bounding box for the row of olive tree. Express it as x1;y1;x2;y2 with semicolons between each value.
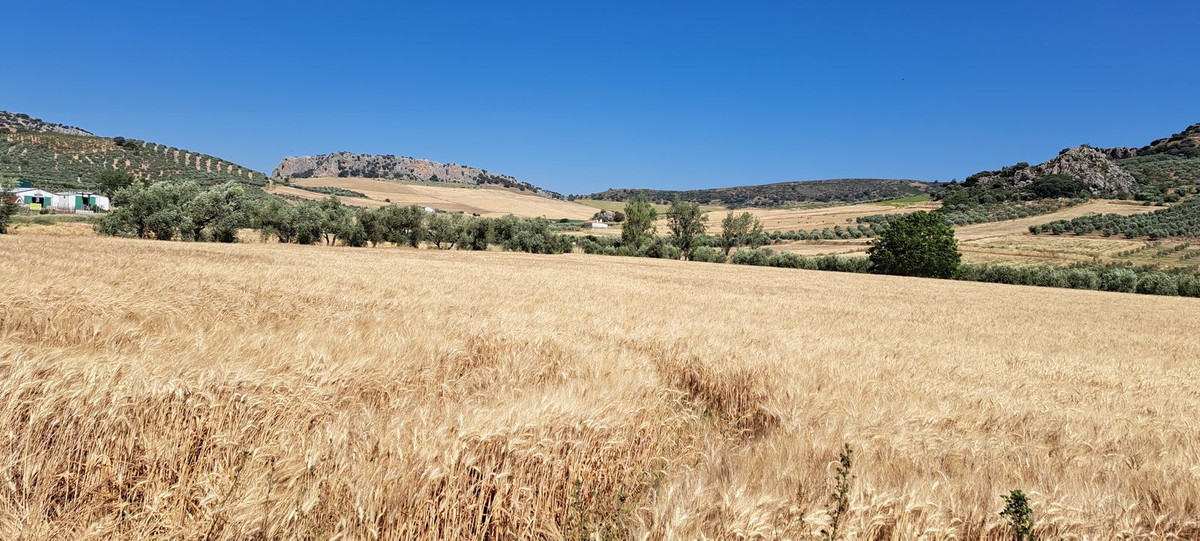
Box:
94;179;572;254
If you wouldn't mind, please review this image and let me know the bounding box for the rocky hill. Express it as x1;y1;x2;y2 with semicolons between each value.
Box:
578;178;937;208
959;123;1200;201
0;111;269;192
964;145;1138;195
0;111;92;137
274;152;564;199
1102;123;1200;189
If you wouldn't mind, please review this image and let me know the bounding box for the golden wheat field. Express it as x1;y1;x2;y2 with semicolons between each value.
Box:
1;233;1199;539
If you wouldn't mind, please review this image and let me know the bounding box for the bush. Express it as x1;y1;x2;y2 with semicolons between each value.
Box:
690;246;727;263
768;252;803;268
1136;273;1179;296
638;236;681;260
1064;268;1101;290
730;248;772;266
1099;268;1139;293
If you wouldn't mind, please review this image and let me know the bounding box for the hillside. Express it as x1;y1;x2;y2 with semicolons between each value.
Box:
1107;123;1200;189
0;111;269;192
274;152;564;199
578;178;937;208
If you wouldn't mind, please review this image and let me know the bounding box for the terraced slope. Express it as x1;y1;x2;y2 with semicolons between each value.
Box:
0;112;268;192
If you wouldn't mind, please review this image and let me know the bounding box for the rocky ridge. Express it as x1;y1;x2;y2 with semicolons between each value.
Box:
0;111;93;136
970;145;1138;195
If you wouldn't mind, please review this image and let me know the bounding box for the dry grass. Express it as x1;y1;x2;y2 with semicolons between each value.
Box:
276;177;598;219
1;234;1199;539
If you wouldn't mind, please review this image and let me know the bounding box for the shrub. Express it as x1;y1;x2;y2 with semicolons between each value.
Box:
768;251;803;268
1064;268;1101;290
690;246;727;263
1136;273;1179;296
730;248;772;266
1099;268;1139;293
1000;489;1036;541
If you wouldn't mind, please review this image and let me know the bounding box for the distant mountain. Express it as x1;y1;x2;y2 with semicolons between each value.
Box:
0;111;269;192
274;152;564;199
577;178;937;208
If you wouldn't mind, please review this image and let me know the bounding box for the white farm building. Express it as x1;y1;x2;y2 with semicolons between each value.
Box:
590;222;610;229
10;188;109;211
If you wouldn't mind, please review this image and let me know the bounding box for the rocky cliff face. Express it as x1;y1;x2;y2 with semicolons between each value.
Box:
0;111;92;136
974;146;1138;195
273;152;563;199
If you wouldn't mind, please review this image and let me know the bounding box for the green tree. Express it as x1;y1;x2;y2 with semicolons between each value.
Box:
317;197;353;245
357;207;387;246
867;211;961;278
185;183;251;242
95;181;200;239
0;180;19;234
720;211;764;255
97;169;138;196
666;197;707;260
252;198;299;243
459;216;495;250
292;201;327;245
621;196;657;248
426;212;463;249
377;204;427;247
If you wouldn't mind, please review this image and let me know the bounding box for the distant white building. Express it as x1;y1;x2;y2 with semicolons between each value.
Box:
55;191;109;211
11;187;109;211
424;206;436;213
590;222;610;229
11;188;56;210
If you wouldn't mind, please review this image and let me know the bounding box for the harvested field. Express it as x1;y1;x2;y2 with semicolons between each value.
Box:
276;177;597;219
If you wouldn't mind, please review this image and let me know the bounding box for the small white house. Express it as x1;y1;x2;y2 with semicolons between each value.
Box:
10;187;110;211
12;188;57;211
55;191;110;211
590;221;610;229
423;206;436;213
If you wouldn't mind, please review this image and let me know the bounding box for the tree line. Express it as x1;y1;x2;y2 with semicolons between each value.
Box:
1030;197;1200;239
91;174;573;254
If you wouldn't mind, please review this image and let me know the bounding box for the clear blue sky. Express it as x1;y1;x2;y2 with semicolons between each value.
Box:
4;1;1198;194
